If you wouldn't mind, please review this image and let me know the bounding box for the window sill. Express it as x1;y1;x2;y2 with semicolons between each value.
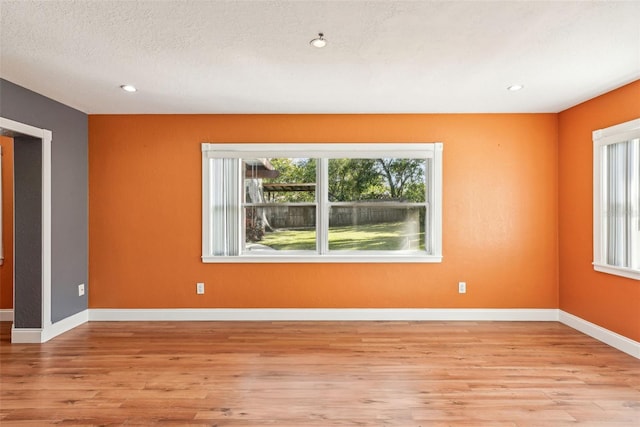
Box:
593;263;640;281
202;254;443;264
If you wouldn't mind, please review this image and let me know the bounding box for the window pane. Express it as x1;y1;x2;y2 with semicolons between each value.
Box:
243;157;317;252
244;206;316;251
328;206;426;251
328;158;426;202
245;158;316;203
604;139;639;269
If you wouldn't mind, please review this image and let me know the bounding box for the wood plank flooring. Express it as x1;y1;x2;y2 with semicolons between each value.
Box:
1;321;639;426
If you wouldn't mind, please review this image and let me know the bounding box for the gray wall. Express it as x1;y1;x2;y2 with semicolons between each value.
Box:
13;136;43;328
0;79;88;324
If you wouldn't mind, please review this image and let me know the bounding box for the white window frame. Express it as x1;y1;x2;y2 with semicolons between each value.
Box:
593;118;640;280
202;143;443;263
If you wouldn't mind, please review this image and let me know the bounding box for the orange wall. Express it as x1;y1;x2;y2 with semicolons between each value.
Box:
558;80;640;342
0;136;13;309
89;114;558;310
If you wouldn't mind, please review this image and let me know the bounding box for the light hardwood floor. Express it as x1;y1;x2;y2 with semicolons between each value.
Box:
1;321;639;426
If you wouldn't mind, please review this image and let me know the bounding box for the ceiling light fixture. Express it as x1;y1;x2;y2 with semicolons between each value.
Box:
120;84;137;93
310;32;327;48
507;84;524;92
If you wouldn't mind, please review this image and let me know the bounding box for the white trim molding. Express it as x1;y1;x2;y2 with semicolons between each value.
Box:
89;308;559;322
0;117;54;338
10;327;44;344
42;129;53;329
8;308;639;360
559;310;640;359
0;309;14;322
11;310;88;343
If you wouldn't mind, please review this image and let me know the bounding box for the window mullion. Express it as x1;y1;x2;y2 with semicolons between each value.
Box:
235;158;244;255
317;158;329;254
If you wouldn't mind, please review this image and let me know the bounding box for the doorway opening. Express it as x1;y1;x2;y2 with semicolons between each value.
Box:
0;117;52;342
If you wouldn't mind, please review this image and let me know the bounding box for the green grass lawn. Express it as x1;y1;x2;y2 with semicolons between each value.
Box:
259;221;425;251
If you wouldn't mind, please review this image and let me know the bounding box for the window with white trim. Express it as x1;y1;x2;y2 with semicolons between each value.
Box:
202;143;443;263
593;118;640;280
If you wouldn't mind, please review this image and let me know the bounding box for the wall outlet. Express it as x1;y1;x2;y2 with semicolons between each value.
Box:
78;283;85;296
196;282;205;295
458;282;466;294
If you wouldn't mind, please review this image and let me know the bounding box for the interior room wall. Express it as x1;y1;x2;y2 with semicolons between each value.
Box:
89;114;559;311
0;79;88;324
558;80;640;342
0;136;13;309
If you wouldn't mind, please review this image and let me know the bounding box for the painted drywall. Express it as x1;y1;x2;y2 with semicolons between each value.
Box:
89;114;559;310
558;80;640;342
0;136;13;309
13;136;42;328
0;79;88;323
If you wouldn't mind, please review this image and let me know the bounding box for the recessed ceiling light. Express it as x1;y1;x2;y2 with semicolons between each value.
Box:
120;84;137;93
310;33;327;48
507;84;524;92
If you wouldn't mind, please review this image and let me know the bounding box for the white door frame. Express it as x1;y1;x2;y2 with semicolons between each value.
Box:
0;117;52;342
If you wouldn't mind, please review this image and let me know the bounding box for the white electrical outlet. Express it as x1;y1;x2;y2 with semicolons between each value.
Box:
196;282;205;294
78;284;85;296
458;282;466;294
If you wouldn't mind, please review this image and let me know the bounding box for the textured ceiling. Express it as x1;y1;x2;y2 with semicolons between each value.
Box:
1;0;639;114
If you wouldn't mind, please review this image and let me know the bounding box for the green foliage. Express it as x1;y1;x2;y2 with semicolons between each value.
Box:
268;158;316;184
263;157;427;203
264;158;316;202
328;158;381;201
329;158;426;202
375;159;426;202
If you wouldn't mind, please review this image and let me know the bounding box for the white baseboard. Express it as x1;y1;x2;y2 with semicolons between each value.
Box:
9;308;638;360
11;327;44;343
89;308;559;322
0;308;13;322
42;309;89;342
559;310;640;359
11;309;88;343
